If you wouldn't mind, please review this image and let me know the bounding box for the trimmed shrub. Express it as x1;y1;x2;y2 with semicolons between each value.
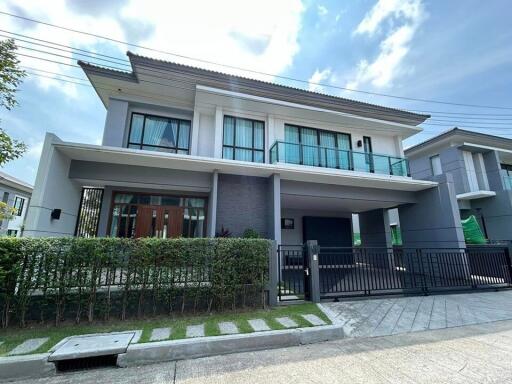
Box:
0;237;270;327
242;228;260;239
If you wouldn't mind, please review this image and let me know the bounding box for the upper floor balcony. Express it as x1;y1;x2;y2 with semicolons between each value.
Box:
269;141;410;177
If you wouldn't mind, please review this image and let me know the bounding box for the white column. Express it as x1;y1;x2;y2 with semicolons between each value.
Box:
267;114;275;163
213;106;223;159
269;173;281;245
190;110;201;155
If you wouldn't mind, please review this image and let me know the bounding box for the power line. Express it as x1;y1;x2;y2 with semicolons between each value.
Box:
0;29;130;64
17;50;512;132
6;29;512;125
22;70;512;139
2;11;512;110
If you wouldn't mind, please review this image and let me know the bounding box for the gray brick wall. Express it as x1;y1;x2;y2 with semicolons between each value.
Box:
215;174;270;238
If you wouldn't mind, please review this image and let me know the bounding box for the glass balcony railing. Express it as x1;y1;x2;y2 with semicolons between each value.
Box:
269;141;410;177
503;175;512;190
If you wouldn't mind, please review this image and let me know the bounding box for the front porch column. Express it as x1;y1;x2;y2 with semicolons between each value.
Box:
268;173;281;244
359;208;393;248
24;133;82;237
399;173;465;248
207;170;218;237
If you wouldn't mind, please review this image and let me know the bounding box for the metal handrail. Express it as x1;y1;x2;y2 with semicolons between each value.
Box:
269;140;410;177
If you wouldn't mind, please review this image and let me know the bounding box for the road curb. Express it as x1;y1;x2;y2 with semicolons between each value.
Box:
117;324;345;367
0;325;345;380
0;353;55;382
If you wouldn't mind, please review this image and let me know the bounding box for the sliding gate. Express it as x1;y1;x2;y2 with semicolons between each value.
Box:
278;244;512;301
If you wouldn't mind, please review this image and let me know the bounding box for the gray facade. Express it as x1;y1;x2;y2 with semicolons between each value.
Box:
215;174;272;238
406;128;512;242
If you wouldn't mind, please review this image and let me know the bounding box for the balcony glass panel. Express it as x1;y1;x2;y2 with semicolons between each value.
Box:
503;175;512;190
269;141;409;177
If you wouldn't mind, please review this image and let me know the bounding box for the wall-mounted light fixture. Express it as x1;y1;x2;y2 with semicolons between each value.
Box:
357;140;363;148
51;209;61;220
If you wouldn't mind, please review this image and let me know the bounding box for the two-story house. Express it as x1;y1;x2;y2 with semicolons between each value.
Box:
0;170;32;237
406;127;512;242
24;52;465;249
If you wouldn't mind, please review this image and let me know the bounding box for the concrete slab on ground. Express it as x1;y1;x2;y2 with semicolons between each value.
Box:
186;324;205;338
150;328;171;341
8;338;49;356
48;332;135;361
302;314;327;326
248;319;270;331
218;322;239;335
276;317;298;328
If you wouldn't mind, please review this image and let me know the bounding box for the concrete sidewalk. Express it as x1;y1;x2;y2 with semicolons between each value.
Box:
11;318;512;383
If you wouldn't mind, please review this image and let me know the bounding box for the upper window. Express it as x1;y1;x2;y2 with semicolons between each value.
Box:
222;116;265;163
501;163;512;176
430;155;442;176
284;124;351;168
128;113;191;154
13;196;25;216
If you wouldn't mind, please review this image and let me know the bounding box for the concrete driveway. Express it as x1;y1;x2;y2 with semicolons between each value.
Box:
323;290;512;338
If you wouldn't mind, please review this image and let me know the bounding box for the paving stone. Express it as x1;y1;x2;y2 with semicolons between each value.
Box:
186;324;205;338
218;321;239;335
131;330;143;343
150;327;171;341
275;317;298;328
248;319;271;331
301;314;327;326
8;338;49;356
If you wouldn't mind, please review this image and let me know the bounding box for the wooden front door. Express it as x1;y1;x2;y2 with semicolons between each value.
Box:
134;206;184;238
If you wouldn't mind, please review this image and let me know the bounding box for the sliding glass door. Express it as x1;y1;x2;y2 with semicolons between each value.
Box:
284;124;351;169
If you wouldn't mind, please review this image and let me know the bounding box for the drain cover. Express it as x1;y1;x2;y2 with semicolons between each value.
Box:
49;332;135;362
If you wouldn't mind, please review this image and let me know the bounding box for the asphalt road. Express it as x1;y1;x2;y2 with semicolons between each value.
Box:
12;318;512;384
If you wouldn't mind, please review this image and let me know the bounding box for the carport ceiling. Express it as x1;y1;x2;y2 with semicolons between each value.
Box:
281;193;399;213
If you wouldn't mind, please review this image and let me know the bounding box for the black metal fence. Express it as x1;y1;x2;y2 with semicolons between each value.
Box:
278;244;512;301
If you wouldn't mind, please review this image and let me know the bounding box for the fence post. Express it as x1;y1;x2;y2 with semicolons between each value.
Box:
306;240;320;303
267;240;278;306
505;242;512;286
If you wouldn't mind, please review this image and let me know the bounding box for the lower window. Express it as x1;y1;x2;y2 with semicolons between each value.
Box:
109;192;207;238
7;229;18;237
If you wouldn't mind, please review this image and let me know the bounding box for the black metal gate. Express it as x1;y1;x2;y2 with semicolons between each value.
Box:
319;246;512;298
278;244;310;301
278;244;512;301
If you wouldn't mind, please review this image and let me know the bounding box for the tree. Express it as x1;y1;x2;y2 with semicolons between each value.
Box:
0;201;15;227
0;39;27;167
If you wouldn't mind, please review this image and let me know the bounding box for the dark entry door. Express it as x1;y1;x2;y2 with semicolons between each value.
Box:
134;206;184;238
302;217;352;247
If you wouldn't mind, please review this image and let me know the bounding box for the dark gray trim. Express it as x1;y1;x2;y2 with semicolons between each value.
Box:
406;127;512;156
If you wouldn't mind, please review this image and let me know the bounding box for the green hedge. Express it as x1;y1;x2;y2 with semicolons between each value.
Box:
0;238;270;328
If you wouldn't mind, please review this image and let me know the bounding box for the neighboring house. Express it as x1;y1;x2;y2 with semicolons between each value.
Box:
0;171;33;237
24;52;465;249
405;127;512;241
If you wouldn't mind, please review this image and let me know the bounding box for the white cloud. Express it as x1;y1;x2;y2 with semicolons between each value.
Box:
317;5;328;16
308;68;332;92
1;0;305;95
347;0;425;89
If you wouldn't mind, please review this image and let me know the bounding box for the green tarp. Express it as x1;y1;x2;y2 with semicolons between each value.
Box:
461;215;487;244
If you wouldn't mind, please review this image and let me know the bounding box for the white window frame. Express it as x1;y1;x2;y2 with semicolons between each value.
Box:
430;154;442;176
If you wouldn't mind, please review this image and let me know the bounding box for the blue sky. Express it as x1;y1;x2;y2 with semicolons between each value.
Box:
1;0;511;184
